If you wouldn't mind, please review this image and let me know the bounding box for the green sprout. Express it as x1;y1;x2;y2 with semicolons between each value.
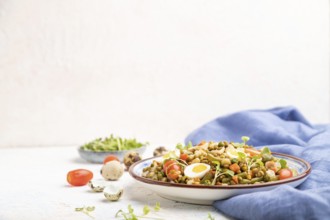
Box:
75;206;95;219
241;136;250;145
207;213;215;220
115;203;163;220
211;161;234;185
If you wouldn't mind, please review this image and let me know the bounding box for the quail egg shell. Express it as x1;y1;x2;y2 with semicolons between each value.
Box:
88;180;113;192
103;185;124;201
184;163;211;178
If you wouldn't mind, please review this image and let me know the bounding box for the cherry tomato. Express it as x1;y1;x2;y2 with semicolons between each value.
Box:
163;160;177;173
166;168;181;180
103;155;120;164
278;168;293;180
180;153;188;161
163;160;182;180
67;169;93;186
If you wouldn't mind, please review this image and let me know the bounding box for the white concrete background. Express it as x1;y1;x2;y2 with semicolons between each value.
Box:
0;0;329;148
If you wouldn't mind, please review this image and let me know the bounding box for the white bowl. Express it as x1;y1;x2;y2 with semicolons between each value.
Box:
129;153;311;205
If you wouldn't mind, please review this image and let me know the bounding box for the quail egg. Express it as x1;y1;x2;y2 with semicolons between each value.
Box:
101;160;124;180
153;146;168;157
123;151;142;170
184;163;211;179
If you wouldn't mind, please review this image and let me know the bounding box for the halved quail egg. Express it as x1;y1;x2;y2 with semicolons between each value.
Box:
103;185;124;201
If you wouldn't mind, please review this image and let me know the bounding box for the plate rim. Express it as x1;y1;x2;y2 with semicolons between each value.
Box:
129;152;311;189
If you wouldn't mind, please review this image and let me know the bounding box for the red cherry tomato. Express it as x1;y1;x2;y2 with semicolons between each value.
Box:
166;168;181;180
67;169;93;186
163;160;177;173
278;168;293;180
180;153;188;161
163;160;181;180
103;155;120;164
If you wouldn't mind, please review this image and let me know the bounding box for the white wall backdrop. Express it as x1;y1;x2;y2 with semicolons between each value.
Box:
0;0;329;148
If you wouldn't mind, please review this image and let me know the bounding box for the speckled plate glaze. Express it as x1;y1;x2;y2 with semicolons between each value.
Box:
129;153;311;205
78;145;146;163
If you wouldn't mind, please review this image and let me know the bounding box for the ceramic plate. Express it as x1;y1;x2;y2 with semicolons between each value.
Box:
129;153;311;205
78;145;146;163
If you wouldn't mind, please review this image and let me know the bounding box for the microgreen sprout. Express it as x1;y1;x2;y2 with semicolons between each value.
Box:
207;213;215;220
162;150;178;160
75;206;95;219
278;159;287;169
241;136;250;145
261;147;271;155
232;136;250;148
175;143;184;150
154;202;161;211
238;152;263;174
80;134;147;152
115;203;164;220
176;142;193;150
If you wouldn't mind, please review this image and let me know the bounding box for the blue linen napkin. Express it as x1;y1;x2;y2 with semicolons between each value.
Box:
185;107;330;220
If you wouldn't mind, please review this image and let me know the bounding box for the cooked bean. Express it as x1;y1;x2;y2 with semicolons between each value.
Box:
240;179;251;184
222;178;230;183
221;158;231;167
262;154;274;162
251;177;263;184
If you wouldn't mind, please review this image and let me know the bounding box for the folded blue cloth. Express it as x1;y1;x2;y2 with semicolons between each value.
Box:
185;107;330;220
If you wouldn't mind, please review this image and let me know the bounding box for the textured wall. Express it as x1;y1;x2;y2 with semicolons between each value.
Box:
0;0;329;147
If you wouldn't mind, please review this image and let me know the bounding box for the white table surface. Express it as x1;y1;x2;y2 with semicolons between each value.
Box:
0;146;231;220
